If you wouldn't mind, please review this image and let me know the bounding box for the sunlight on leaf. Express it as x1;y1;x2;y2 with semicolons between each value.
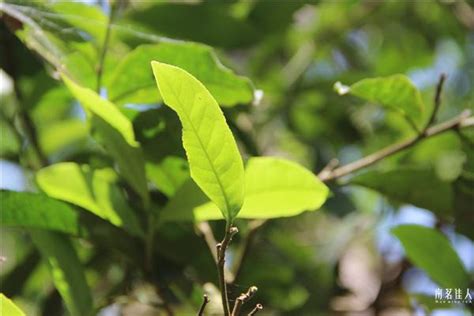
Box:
151;61;245;221
0;294;26;316
159;157;329;222
37;163;144;237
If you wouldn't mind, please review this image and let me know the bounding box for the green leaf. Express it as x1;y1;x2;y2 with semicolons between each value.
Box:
351;167;453;215
391;225;469;288
36;163;143;237
336;74;425;127
0;190;83;236
107;43;254;106
31;231;93;316
0;294;26;316
151;62;245;221
146;156;189;197
38;119;88;155
62;76;149;207
159;157;329;222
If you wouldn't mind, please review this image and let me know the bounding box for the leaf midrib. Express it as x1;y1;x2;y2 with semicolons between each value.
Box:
167;81;233;216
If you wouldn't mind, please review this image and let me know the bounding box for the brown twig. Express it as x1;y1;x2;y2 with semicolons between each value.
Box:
424;73;446;131
319;110;473;182
231;286;258;316
217;226;239;316
248;304;263;316
197;294;209;316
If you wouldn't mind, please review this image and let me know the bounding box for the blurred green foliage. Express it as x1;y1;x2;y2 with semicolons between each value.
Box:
0;0;473;315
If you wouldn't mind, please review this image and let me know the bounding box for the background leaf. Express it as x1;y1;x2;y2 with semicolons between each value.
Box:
392;225;469;288
107;42;254;106
62;76;149;207
351;167;453;216
151;61;245;221
1;190;83;236
338;74;425;127
159;157;329;222
36;163;143;237
31;231;93;316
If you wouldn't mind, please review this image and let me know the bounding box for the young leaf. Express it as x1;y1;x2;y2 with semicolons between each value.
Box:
62;76;149;207
159;157;329;222
107;43;254;106
0;294;26;316
1;190;83;236
151;62;245;221
392;225;469;288
31;231;93;316
146;156;190;197
36;163;144;237
351;167;453;215
335;74;425;127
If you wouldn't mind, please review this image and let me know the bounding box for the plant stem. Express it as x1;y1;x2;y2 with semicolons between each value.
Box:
231;286;257;316
216;225;238;316
197;294;209;316
319;110;473;182
248;304;263;316
96;1;116;92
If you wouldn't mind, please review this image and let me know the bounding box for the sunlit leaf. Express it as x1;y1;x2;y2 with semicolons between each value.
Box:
108;42;254;106
351;167;453;215
62;76;149;207
159;157;329;222
37;163;143;237
392;225;469;288
335;74;425;127
0;294;26;316
151;61;245;221
31;231;93;316
0;190;83;236
38;119;88;155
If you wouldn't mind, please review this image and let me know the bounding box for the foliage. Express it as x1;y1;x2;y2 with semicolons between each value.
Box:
0;1;473;315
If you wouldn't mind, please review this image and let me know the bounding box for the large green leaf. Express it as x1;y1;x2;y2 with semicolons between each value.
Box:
351;167;453;215
0;294;25;316
36;163;143;237
0;190;83;236
392;225;469;288
107;43;254;106
62;76;149;207
159;157;329;222
151;62;245;221
32;231;93;316
336;74;425;127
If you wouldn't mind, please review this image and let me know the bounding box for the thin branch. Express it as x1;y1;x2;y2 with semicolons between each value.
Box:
217;226;238;316
96;1;116;92
197;294;209;316
424;73;446;131
230;220;267;283
317;158;340;179
231;286;258;316
319;110;473;182
248;304;263;316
